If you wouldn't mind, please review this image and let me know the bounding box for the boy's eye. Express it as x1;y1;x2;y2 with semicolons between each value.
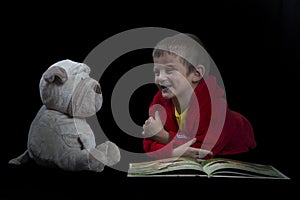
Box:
165;69;174;74
154;70;159;76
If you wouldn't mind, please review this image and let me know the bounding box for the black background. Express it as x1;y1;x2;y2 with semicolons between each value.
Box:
1;0;299;199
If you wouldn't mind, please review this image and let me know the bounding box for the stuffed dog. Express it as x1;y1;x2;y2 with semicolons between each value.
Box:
9;59;120;172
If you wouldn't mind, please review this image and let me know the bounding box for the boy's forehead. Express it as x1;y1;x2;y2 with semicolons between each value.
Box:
153;53;181;65
153;61;179;69
153;63;174;69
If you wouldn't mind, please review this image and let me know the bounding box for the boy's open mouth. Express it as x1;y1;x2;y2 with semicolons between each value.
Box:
159;84;172;93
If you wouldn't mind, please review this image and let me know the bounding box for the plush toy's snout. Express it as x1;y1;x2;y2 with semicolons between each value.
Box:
68;77;103;117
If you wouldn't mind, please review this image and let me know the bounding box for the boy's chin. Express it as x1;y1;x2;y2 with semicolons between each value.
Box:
161;91;174;99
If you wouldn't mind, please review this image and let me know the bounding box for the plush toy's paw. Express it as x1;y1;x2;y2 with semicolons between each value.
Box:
96;141;121;166
89;141;120;168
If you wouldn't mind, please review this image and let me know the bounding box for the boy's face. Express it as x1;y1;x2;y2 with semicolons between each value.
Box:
153;53;195;100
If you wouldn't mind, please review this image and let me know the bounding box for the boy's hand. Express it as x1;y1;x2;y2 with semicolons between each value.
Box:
142;111;163;137
172;138;212;161
142;111;169;143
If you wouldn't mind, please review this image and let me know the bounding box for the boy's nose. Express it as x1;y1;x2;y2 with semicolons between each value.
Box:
156;72;167;82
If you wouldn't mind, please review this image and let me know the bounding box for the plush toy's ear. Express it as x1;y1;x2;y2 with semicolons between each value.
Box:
43;66;68;84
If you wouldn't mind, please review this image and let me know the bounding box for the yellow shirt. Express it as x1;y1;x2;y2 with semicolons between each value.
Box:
175;107;189;132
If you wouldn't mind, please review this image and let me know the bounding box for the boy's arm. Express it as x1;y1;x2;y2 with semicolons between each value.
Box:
193;108;256;156
143;138;174;159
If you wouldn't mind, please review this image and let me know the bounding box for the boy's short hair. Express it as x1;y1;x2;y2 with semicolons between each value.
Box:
152;33;211;76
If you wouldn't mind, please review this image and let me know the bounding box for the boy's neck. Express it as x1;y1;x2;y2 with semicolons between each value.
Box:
172;88;194;114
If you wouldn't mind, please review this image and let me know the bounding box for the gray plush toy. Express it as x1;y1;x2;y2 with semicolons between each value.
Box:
9;59;120;172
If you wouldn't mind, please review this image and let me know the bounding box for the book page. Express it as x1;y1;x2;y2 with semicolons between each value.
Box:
128;157;204;176
201;158;289;179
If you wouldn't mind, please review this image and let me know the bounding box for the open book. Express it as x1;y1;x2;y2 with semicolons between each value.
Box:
127;157;290;179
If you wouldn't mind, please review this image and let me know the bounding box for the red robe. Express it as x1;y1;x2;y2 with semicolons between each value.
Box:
143;75;256;159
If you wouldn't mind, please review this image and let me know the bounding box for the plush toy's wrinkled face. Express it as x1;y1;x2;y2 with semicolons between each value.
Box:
39;59;102;117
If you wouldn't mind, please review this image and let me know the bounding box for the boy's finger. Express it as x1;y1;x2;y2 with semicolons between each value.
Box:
144;119;151;126
200;149;212;154
196;158;204;163
155;111;161;121
183;138;196;148
190;138;197;145
199;149;213;156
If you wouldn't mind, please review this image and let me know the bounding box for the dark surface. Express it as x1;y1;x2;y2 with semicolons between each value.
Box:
2;160;295;199
2;0;298;199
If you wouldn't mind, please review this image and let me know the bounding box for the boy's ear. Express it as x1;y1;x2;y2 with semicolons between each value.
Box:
192;64;205;83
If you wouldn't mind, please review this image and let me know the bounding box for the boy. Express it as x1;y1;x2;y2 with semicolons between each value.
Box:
142;33;256;161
